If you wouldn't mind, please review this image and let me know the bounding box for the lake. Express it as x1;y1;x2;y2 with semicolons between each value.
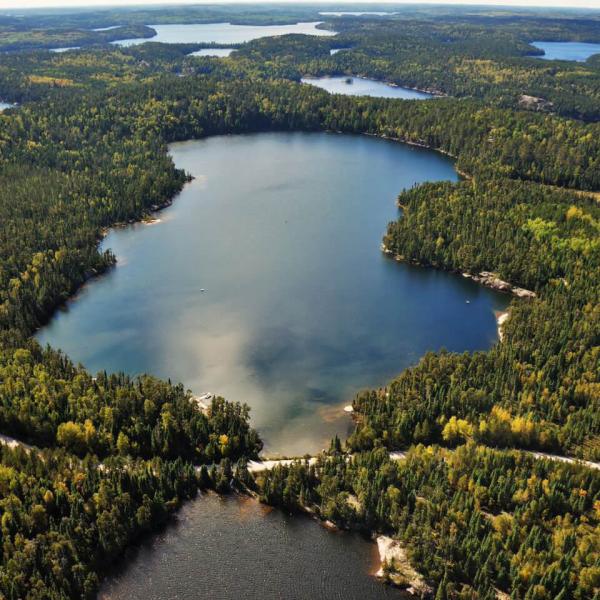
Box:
320;11;398;16
330;48;350;55
99;493;408;600
301;76;433;99
531;40;600;61
37;132;507;456
50;46;81;53
113;22;337;46
189;48;234;57
0;102;15;111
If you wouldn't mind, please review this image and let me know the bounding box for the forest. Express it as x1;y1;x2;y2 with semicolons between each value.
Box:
0;5;598;599
257;444;600;599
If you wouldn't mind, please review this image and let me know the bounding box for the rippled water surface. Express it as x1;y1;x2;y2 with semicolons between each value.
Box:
99;493;408;600
37;132;507;455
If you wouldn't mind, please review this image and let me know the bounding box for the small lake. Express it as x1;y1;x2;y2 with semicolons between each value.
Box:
0;102;15;111
301;76;433;100
114;22;337;46
92;25;121;32
531;40;600;61
330;48;350;55
189;48;234;57
37;132;507;456
50;46;81;53
99;493;408;600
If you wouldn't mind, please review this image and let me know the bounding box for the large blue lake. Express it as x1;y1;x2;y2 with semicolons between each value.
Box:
37;132;507;456
114;21;336;46
531;40;600;61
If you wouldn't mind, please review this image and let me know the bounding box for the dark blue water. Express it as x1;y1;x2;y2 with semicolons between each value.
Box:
531;40;600;61
37;132;507;455
301;76;433;99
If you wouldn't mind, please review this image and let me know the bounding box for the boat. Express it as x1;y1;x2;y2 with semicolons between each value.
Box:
345;77;353;84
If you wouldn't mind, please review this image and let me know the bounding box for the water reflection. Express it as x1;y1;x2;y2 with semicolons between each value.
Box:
37;132;507;456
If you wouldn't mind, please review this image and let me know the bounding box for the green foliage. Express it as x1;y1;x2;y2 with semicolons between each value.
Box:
257;445;600;599
0;7;598;599
350;179;600;459
0;444;199;599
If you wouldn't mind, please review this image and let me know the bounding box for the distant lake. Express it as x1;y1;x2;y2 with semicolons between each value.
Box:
50;46;80;53
301;76;433;99
37;132;507;456
113;22;337;46
320;11;398;16
92;25;121;31
99;493;408;600
531;40;600;61
0;102;16;111
330;48;350;55
189;48;234;57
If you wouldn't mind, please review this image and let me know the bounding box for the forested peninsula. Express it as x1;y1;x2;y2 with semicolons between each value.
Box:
0;6;598;599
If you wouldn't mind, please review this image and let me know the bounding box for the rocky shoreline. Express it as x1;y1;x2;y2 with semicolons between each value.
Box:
381;244;536;299
375;535;433;598
461;271;535;299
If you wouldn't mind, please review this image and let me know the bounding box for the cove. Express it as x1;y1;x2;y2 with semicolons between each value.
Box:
36;132;508;456
114;22;336;46
531;40;600;61
301;76;433;99
99;493;408;600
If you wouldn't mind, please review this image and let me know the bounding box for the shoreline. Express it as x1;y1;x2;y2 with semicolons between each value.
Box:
375;535;433;597
303;73;446;98
496;310;510;341
36;129;463;344
381;243;536;300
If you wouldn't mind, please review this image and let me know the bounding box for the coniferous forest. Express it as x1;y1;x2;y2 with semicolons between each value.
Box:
0;4;598;599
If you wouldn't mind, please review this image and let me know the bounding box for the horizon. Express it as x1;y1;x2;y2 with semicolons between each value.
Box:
1;1;600;13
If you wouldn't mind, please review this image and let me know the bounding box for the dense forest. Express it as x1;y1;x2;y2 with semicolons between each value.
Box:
0;5;598;599
257;445;600;599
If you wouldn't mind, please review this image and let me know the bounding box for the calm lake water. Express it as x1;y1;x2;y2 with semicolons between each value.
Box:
37;132;507;456
531;40;600;61
114;22;337;46
99;493;407;600
0;102;15;111
301;76;433;99
189;48;234;57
